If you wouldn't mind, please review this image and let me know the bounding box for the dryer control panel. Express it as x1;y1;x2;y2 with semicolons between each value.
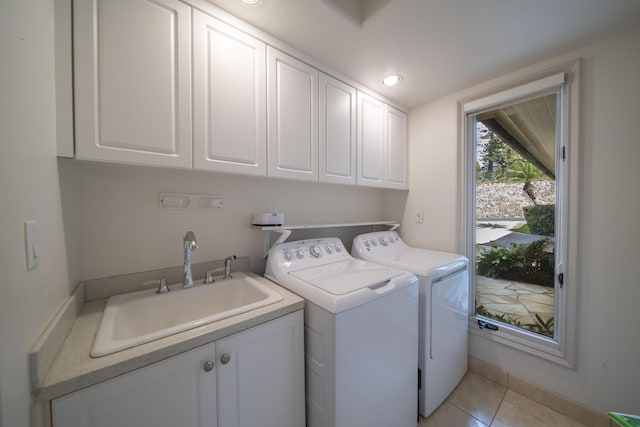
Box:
352;231;408;256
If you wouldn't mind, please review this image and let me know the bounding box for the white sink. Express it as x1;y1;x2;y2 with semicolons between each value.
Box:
91;272;283;357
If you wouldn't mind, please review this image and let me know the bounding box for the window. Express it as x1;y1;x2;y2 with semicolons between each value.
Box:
462;62;580;366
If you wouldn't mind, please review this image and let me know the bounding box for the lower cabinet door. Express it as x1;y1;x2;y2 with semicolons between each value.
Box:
51;342;218;427
216;311;305;427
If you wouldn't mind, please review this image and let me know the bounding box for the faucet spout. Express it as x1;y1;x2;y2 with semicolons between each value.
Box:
224;255;236;280
183;231;199;288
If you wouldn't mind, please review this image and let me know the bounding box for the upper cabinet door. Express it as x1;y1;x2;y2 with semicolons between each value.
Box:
267;47;319;181
319;73;357;185
386;105;409;189
74;0;192;168
193;10;267;176
357;91;386;187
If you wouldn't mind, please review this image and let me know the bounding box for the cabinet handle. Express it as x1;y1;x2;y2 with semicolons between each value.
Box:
203;360;215;372
220;353;231;365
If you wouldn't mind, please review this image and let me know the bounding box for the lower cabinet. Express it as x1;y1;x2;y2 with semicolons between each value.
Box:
51;311;304;427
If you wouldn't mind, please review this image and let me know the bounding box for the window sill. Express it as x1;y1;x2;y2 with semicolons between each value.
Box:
468;316;575;368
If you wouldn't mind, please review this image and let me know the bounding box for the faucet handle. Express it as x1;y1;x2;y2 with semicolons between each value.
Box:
143;278;170;293
204;269;221;284
156;277;170;294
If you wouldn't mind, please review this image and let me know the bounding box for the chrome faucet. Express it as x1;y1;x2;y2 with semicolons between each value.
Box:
224;255;236;280
183;231;199;288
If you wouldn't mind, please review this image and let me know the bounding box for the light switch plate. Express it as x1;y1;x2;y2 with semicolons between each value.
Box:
25;221;40;271
415;209;424;224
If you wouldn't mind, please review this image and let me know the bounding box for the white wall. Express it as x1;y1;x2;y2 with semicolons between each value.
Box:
399;27;640;414
0;1;77;426
3;1;638;424
72;161;386;280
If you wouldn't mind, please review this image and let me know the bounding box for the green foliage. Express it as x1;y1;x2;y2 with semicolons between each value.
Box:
524;314;554;338
476;238;555;286
477;129;522;182
476;305;554;338
476;305;522;327
523;204;555;236
507;160;544;183
510;223;530;234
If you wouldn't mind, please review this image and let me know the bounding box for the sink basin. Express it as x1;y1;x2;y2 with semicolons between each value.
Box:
91;272;283;357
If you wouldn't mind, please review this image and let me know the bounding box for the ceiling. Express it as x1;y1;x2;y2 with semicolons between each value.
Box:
478;94;557;178
205;0;640;108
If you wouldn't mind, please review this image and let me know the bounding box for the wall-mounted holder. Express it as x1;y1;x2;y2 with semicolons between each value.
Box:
251;221;400;257
159;193;223;210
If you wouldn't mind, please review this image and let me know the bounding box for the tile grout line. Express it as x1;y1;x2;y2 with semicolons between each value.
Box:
488;377;509;426
445;384;499;427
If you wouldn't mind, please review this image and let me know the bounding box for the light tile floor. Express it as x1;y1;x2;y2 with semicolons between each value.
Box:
419;372;588;427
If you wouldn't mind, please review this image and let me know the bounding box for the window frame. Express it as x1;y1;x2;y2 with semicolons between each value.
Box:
460;61;580;367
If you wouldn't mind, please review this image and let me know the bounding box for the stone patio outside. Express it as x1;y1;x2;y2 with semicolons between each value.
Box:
476;275;554;326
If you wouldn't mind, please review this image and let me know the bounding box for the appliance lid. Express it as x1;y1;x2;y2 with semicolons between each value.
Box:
289;259;405;295
363;248;468;277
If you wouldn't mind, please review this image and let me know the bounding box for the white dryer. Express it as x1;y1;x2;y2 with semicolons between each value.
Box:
352;230;469;417
266;237;419;427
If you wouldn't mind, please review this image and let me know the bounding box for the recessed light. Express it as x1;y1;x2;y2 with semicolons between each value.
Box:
382;74;401;87
240;0;262;5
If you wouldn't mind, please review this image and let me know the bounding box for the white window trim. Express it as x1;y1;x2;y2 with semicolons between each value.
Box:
460;60;581;368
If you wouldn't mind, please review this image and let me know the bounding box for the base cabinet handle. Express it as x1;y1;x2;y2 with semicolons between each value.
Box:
203;360;215;372
221;354;231;365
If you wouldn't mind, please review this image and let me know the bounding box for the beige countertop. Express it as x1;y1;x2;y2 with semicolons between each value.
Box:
33;272;304;402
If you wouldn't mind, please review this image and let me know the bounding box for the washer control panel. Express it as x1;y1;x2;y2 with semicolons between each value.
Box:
270;238;350;271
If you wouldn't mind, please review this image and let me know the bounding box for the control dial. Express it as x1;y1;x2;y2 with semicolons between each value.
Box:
380;237;388;246
309;245;322;257
296;249;305;259
284;251;293;261
325;245;333;254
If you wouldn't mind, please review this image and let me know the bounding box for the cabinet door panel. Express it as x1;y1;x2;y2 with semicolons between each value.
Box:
193;10;266;175
74;0;192;167
357;91;386;186
319;73;356;185
386;105;409;189
52;343;217;427
267;48;318;181
217;311;305;427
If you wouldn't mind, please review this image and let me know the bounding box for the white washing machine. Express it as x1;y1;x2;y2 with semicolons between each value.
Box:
265;237;419;427
352;230;469;417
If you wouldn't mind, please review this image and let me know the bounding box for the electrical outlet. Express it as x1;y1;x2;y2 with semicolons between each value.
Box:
415;209;424;224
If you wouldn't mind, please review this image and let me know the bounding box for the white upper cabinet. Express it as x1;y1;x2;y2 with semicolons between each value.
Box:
357;91;386;187
386;105;409;189
193;11;267;176
69;0;408;187
357;91;409;189
267;47;319;181
73;0;192;168
319;73;357;185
